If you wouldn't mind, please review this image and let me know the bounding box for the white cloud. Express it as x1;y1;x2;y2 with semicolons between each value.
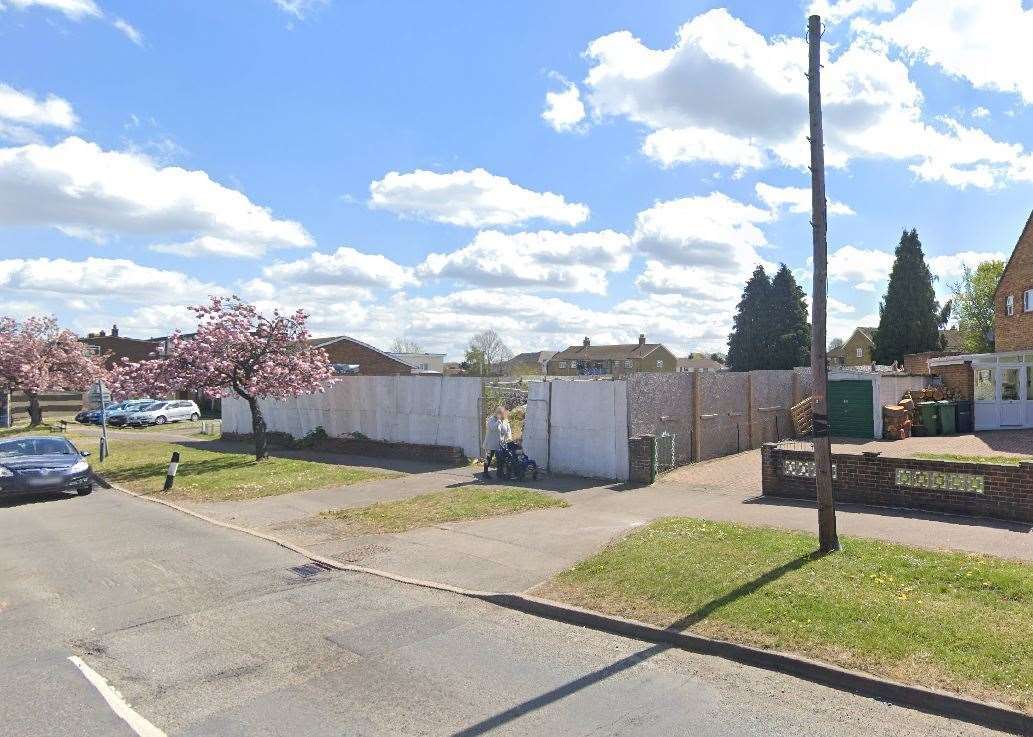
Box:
971;106;990;119
369;168;589;228
272;0;328;18
418;229;630;294
858;0;1033;104
0;137;311;250
0;84;76;137
928;250;1008;281
112;17;142;45
755;182;854;216
1;0;100;19
575;8;1033;188
0;256;219;303
542;79;586;133
808;0;895;24
149;236;274;259
823;244;894;291
262;246;418;290
641;126;766;170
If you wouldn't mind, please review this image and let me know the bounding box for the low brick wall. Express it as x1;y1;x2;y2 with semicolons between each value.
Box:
761;443;1033;523
221;432;468;466
628;435;656;484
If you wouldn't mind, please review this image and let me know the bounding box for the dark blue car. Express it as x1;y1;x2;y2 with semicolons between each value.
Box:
0;436;93;497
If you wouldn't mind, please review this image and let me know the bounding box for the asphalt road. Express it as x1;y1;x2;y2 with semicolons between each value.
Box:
0;486;1004;736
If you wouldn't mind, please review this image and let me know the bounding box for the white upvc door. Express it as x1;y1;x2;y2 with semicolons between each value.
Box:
1026;366;1033;427
999;366;1023;426
974;366;998;430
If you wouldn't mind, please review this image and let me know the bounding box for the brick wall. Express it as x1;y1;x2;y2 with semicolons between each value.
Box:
903;351;963;375
628;435;656;484
222;431;467;465
935;362;974;400
320;339;415;375
761;443;1033;523
995;213;1033;351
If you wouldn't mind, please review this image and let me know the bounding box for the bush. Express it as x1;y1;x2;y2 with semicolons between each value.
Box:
295;426;329;448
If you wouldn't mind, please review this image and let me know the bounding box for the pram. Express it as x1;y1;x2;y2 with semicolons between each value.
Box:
497;440;539;481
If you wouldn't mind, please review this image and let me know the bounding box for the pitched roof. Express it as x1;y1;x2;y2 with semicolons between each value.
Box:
677;356;724;370
307;335;416;370
940;327;965;351
854;326;877;344
550;342;666;361
995;208;1033;299
506;350;555;365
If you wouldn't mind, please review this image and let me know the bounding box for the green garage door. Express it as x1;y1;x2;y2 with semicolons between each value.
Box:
828;380;874;438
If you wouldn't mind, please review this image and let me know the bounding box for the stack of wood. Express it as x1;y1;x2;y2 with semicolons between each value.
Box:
790;396;813;438
883;404;911;440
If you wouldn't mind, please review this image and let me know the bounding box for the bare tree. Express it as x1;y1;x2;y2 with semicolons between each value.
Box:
469;329;513;375
391;337;423;353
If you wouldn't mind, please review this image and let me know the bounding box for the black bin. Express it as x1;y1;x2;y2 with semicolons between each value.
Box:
955;400;974;433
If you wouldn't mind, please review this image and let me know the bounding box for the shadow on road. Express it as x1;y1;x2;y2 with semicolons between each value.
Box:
0;491;80;509
448;552;818;737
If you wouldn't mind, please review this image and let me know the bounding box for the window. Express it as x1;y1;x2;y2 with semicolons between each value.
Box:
558;361;566;369
624;359;632;368
1025;290;1033;312
975;368;995;401
856;347;863;358
1027;367;1033;401
1002;368;1020;401
656;360;664;369
83;345;100;356
1007;294;1015;316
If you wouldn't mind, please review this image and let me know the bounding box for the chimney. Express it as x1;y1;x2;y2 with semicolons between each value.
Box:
99;330;106;337
111;323;119;337
638;334;646;346
87;332;96;338
583;336;590;348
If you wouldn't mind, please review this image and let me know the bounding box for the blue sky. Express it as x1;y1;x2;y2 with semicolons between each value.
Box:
2;0;1032;359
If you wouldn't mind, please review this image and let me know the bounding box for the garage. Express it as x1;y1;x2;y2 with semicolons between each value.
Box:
828;375;874;438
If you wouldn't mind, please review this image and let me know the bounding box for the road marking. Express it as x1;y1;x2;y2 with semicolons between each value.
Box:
68;656;167;737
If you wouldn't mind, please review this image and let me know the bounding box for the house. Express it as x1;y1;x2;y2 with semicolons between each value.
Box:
676;356;724;373
80;325;165;369
387;351;445;374
503;351;556;376
827;344;846;367
840;326;877;366
925;211;1033;429
546;335;676;376
308;336;419;376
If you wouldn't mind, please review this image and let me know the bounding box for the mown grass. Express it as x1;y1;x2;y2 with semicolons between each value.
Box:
93;439;398;502
538;517;1033;712
321;485;567;534
912;452;1033;466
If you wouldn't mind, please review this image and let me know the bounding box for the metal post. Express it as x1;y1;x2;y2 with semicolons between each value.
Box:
97;380;108;462
163;451;180;491
807;14;840;553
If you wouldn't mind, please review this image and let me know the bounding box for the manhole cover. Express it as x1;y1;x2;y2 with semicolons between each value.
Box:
288;562;332;578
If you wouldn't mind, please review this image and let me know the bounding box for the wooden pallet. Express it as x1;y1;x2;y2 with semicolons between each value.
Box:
790;396;814;438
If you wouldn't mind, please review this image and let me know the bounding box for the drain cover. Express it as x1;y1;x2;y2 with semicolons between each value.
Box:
289;562;329;578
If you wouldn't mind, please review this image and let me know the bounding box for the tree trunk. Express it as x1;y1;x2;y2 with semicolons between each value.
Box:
248;397;268;461
27;392;43;427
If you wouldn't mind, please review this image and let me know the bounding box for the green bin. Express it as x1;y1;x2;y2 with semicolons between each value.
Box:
938;400;956;434
917;401;940;435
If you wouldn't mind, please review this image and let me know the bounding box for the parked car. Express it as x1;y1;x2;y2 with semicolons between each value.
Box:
126;400;201;426
0;436;92;497
77;401;132;425
106;399;157;427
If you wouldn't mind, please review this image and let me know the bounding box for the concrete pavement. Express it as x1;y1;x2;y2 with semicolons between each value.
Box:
0;485;1009;736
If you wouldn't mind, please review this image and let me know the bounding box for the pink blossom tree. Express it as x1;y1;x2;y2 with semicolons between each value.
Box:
112;297;334;460
0;315;106;426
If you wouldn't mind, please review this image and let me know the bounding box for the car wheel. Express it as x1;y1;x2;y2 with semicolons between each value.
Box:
155;416;167;425
77;484;93;496
190;413;200;421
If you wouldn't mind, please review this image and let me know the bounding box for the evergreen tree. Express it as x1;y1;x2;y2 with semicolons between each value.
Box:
727;265;773;371
873;229;943;364
768;263;811;369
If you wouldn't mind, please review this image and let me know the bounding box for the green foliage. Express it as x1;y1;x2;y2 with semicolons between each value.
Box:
951;260;1005;353
464;346;487;376
874;229;944;364
294;425;329;448
727;264;810;371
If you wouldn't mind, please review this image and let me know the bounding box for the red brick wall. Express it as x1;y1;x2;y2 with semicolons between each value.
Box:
80;336;163;369
936;362;974;400
995;213;1033;351
761;444;1033;523
903;351;963;375
320;339;414;375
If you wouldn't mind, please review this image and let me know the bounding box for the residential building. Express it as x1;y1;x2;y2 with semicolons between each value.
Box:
309;336;418;376
388;351;445;374
503;351;556;376
676;356;724;373
841;326;877;366
80;325;165;369
546;335;676;376
827;344;846;367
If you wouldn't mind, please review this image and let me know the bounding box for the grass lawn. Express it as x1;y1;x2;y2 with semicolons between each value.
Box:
912;452;1033;466
538;517;1033;712
321;485;568;534
92;438;399;502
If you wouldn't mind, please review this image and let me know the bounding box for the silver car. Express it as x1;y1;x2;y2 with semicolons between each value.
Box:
126;400;201;426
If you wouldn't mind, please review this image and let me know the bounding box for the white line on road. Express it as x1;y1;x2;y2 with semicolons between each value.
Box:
68;656;167;737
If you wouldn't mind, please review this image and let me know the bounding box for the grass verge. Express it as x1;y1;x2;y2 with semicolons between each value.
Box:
321;486;568;534
94;439;398;502
537;517;1033;712
912;452;1033;466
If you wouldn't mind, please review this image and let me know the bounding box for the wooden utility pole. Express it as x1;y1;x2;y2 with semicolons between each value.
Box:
807;14;839;553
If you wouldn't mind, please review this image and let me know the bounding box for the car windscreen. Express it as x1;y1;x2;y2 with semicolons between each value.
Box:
137;402;164;411
0;438;76;457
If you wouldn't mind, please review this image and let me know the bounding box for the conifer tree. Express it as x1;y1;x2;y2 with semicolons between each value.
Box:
727;265;773;371
873;229;942;364
768;263;811;369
